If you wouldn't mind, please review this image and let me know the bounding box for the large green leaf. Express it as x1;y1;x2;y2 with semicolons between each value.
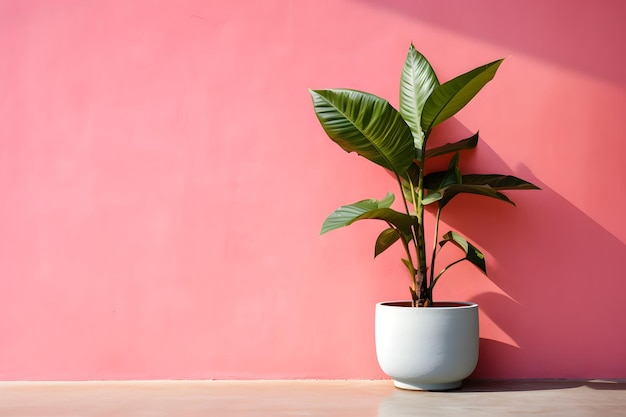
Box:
399;44;439;161
310;89;415;175
424;132;479;160
439;231;486;274
421;59;504;132
321;193;395;235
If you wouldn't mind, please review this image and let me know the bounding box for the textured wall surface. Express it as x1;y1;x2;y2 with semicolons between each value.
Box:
1;0;625;380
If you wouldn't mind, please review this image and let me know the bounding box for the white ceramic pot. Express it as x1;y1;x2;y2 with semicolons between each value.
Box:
375;301;479;391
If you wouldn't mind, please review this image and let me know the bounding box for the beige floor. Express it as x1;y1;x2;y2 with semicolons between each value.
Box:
0;380;624;417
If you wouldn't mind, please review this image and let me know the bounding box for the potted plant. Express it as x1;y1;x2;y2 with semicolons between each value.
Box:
309;44;539;390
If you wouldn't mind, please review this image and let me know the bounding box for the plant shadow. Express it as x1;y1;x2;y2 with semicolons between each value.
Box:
415;119;626;379
455;175;626;378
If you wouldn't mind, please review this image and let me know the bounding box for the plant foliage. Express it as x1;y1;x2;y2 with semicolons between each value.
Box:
310;44;539;307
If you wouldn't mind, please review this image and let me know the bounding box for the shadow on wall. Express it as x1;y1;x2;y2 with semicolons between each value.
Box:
436;132;626;378
411;116;626;378
471;185;625;378
353;0;626;85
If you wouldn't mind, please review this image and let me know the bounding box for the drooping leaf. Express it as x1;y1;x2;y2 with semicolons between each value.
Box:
424;132;479;160
351;208;416;237
310;89;415;176
421;59;504;132
439;231;486;274
423;170;539;208
425;172;539;191
460;174;540;190
399;44;439;162
426;184;515;208
377;192;396;207
321;193;395;235
375;228;401;258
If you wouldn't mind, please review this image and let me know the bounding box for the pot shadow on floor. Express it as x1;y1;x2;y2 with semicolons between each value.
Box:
461;378;582;392
583;380;626;391
375;380;626;417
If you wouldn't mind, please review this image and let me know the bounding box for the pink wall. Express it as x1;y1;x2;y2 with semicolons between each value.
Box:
1;0;625;380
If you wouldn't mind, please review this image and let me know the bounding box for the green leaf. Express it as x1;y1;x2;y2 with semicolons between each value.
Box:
422;152;462;206
401;177;418;210
351;208;416;237
439;231;486;274
422;191;442;205
321;193;395;235
424;132;479;160
427;184;515;208
378;191;396;207
401;258;414;274
375;228;401;258
446;152;462;186
424;171;451;190
421;59;504;132
402;161;421;186
460;174;540;190
423;171;540;208
310;89;415;176
399;44;439;162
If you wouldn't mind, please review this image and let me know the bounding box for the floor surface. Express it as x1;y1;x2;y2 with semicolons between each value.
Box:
0;380;624;417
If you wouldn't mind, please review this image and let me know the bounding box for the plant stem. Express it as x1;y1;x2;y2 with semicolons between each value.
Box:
431;258;465;290
415;168;429;306
395;174;419;304
429;208;442;293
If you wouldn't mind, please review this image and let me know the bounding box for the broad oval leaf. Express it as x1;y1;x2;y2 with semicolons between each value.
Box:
375;228;401;258
421;59;504;132
399;44;439;161
439;231;486;274
310;89;415;176
321;193;395;235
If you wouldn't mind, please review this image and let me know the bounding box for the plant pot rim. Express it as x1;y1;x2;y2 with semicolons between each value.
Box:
377;301;478;309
